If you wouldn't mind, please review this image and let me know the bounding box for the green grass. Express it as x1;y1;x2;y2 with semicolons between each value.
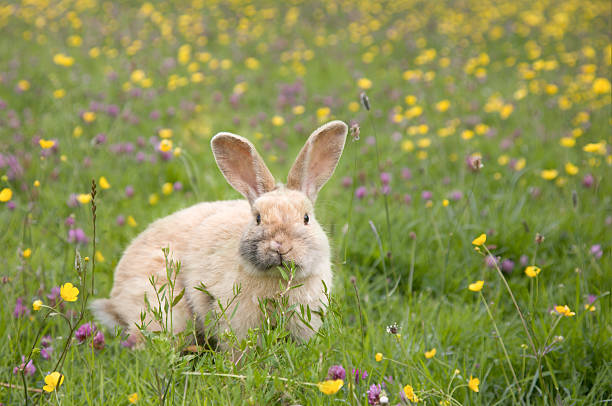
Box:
1;0;610;404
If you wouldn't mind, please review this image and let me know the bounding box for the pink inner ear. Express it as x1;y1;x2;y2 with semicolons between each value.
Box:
214;136;259;199
213;134;276;203
287;121;347;201
306;133;345;194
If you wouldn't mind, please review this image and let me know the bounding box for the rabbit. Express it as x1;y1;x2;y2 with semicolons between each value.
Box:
91;120;348;349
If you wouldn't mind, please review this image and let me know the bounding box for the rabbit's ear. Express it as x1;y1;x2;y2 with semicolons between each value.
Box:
211;133;276;204
287;120;348;202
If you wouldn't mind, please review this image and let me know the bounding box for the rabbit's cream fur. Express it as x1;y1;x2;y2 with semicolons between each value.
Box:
91;120;348;346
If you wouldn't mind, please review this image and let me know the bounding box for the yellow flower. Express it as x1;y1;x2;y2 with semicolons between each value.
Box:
34;180;40;187
23;248;32;258
39;139;56;149
316;107;331;120
584;304;596;312
128;392;139;403
435;100;450;112
82;111;96;123
245;57;260;70
525;266;541;278
0;188;12;202
162;182;173;195
271;115;285;126
317;379;343;395
60;283;79;302
468;376;480;392
73;126;83;138
53;89;66;99
461;129;474;140
17;80;30;91
559;137;575;147
33;300;42;311
292;105;305;115
77;194;91;204
403;385;420;402
348;101;360;112
554;305;575;317
500;104;514;119
159;139;173;152
468;280;484;292
158;128;173;138
43;372;64;392
540;169;558;180
565;163;579;175
592;78;611;94
442;199;449;207
99;176;111;189
375;352;383;362
425;348;436;358
472;234;486;246
405;95;417;105
583;142;606;155
53;53;74;67
149;193;159;205
401;140;414;152
357;77;372;90
475;123;489;135
127;215;137;227
95;250;105;263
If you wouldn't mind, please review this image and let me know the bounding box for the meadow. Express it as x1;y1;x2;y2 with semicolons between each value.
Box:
1;0;610;404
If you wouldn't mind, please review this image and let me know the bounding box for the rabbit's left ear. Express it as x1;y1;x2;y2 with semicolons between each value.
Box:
211;132;276;204
287;120;348;202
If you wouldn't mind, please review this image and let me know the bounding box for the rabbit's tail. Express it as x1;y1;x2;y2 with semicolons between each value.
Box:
90;298;122;329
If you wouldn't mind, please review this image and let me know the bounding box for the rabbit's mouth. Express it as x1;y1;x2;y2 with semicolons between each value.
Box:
240;237;300;272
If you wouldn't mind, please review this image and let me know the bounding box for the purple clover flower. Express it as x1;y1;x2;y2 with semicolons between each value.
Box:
326;365;346;380
13;297;29;318
355;186;367;199
75;322;96;343
67;228;89;245
501;259;515;273
93;331;106;350
367;384;382;405
13;356;35;377
40;346;53;360
590;244;602;260
352;368;368;384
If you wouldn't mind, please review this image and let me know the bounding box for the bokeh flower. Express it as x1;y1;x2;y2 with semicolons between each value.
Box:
525;266;541;278
13;356;36;377
0;188;13;202
472;234;486;246
469;281;484;292
468;376;480;392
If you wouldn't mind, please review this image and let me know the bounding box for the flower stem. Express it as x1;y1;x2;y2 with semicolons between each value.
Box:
479;292;522;403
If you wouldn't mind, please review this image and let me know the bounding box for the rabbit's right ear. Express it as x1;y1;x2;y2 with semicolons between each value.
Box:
287;120;348;202
211;133;276;204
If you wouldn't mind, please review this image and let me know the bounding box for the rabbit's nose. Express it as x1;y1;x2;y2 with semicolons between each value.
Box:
270;240;282;252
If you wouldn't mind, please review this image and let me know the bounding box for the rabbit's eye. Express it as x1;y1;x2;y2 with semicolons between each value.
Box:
256;213;261;225
304;213;309;225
